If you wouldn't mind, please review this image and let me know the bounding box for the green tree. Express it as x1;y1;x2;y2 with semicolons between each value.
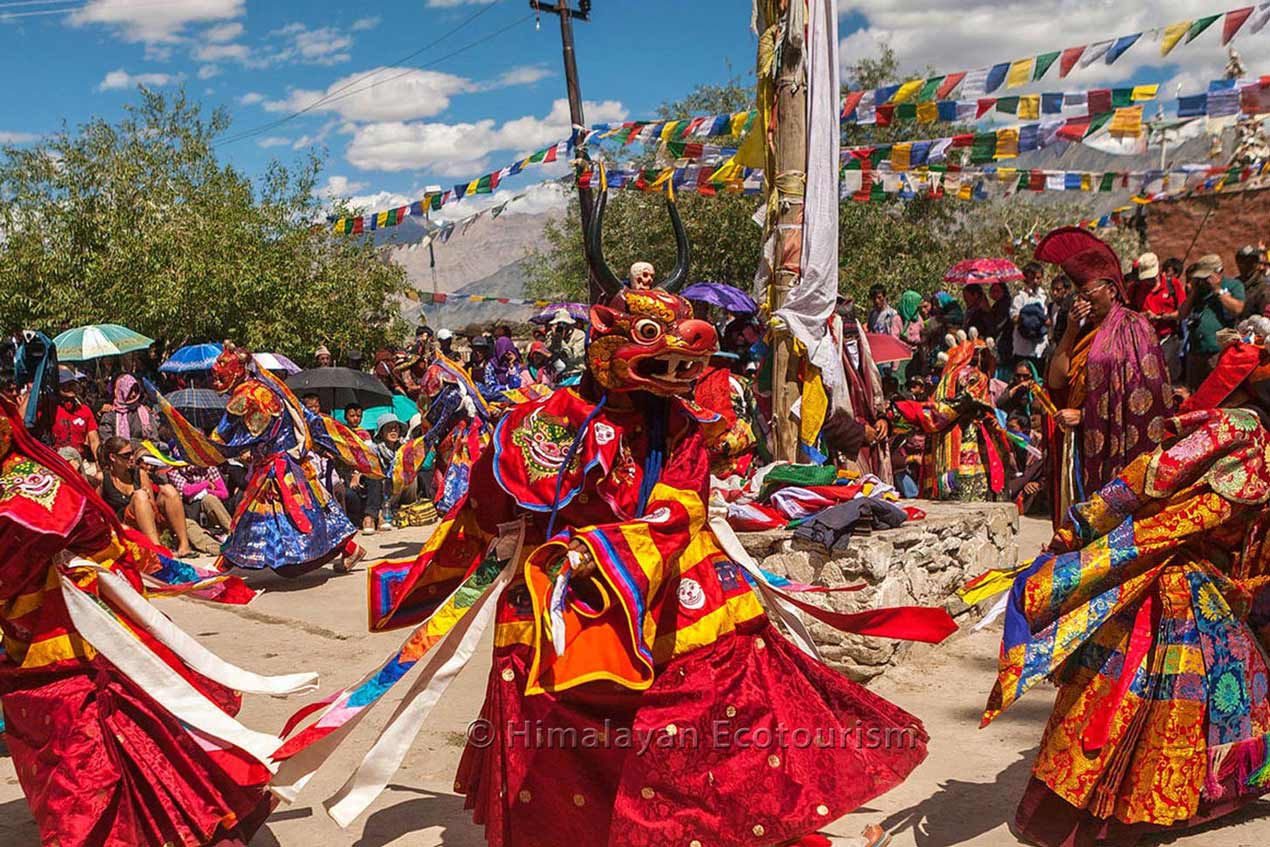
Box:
0;87;409;360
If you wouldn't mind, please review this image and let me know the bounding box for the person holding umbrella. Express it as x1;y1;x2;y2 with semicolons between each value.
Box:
548;309;585;379
149;343;383;576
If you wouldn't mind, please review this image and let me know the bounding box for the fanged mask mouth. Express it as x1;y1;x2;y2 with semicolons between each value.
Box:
634;353;707;383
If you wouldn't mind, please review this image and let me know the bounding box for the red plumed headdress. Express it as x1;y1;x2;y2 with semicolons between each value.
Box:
1034;226;1125;300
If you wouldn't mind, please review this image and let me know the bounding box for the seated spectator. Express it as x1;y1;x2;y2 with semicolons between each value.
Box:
167;462;233;536
526;341;556;387
998;360;1040;418
99;374;159;443
1006;412;1048;516
373;413;415;529
98;436;194;557
52;366;100;461
57;445;101;490
340;403;383;535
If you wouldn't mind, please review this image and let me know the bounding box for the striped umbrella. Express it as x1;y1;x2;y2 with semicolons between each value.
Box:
943;258;1024;287
160;342;224;373
53;324;154;362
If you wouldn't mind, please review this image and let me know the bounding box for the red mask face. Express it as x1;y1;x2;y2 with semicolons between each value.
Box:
210;350;247;393
587;290;718;396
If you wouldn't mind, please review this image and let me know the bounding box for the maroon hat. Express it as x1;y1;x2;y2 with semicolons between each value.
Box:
1034;227;1125;300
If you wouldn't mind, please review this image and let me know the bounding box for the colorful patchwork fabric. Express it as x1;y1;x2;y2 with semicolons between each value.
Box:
985;409;1270;825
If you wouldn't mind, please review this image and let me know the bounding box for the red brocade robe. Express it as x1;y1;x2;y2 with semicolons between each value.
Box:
0;452;274;846
279;387;954;846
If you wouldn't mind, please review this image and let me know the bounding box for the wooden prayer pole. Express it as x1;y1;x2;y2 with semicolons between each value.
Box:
765;0;807;463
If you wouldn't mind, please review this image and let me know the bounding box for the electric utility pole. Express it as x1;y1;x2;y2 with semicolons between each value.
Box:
530;0;601;303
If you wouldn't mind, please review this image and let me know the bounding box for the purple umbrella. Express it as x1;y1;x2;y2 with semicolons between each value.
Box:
530;302;589;325
253;352;301;374
681;282;759;315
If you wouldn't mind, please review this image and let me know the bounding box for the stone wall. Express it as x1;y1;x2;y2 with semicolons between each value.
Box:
738;500;1019;681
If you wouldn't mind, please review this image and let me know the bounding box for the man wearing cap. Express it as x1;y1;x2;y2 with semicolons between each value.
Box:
548;308;585;379
1131;251;1187;381
314;344;333;368
1236;244;1268;320
1181;254;1245;391
50;366;99;461
436;328;455;359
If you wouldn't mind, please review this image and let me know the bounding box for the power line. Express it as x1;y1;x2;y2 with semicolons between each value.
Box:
0;0;198;22
215;9;533;148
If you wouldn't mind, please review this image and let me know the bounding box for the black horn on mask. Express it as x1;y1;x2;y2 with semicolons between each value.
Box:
585;186;691;297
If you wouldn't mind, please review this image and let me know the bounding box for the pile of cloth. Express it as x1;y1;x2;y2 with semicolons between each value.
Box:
715;461;925;549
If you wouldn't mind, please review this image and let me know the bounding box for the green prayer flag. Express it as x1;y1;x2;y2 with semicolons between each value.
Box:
1111;88;1133;108
869;146;891;168
896;102;917;121
870;179;886;202
1099;172;1116;192
917;76;944;102
1033;51;1060;80
1187;15;1220;43
1084;111;1114;137
995;96;1020;115
970;132;996;164
1017;173;1030;191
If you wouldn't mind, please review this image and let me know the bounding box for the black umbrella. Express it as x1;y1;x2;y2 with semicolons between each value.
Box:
286;367;392;412
168;388;227;431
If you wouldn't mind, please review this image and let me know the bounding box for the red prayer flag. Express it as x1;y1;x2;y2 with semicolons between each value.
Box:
875;104;894;126
1057;116;1092;141
936;71;967;100
841;89;866;118
976;98;996;119
1059;45;1086;78
950;133;975;148
1087;89;1112;114
1223;7;1255;44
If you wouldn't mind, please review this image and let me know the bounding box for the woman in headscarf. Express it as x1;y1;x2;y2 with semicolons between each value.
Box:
100;374;158;443
481;337;531;400
1039;228;1171;529
898;289;924;346
525;340;556;387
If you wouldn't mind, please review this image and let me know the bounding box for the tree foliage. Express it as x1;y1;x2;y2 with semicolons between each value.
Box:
0;88;409;359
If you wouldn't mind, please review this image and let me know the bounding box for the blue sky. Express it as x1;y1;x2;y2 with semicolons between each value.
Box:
0;1;1263;217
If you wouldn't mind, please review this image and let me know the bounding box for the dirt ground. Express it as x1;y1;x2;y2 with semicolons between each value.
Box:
1;516;1267;846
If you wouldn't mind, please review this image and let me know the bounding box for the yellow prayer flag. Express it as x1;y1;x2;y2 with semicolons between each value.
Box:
733;111;767;169
958;181;974;201
1160;21;1190;56
659;121;681;142
1109;105;1144;137
465;178;480;196
376;211;389;228
892;79;923;103
1006;59;1033;89
1081;174;1092;191
891;143;912;172
916;101;938;124
799;367;828;451
1018;94;1041;120
997;167;1017;183
994;127;1020;159
331;219;346;234
1131;84;1159;102
729;111;749;137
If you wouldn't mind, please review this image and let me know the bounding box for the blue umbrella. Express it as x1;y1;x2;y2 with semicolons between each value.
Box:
160;343;224;373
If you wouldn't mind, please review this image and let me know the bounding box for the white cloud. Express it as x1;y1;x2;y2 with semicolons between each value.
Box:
345;98;628;174
434;180;569;222
0;131;39;144
267;23;353;66
145;44;174;62
485;65;553;89
98;69;179;91
265;68;476;122
71;0;245;43
351;16;381;31
197;64;221;80
194;42;249;63
838;2;1236;96
205;22;243;42
238;91;266;105
257;136;292;148
292;119;344;150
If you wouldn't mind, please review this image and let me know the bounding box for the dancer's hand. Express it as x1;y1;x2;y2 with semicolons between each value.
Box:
567;539;597;578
